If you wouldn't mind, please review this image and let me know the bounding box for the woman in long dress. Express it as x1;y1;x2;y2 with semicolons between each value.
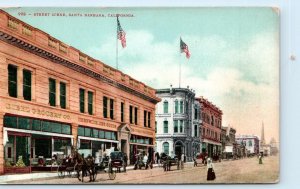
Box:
207;158;216;181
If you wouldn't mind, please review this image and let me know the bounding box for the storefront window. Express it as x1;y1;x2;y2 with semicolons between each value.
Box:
84;128;91;137
54;138;71;152
105;131;112;140
5;135;31;167
111;132;116;140
52;122;62;133
99;130;105;138
78;127;84;136
42;121;52;132
32;120;41;131
18;117;31;130
92;129;99;138
61;124;71;135
4;115;17;128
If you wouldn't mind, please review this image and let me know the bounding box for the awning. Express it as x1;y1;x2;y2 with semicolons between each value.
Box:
78;136;119;143
130;142;154;147
4;127;73;139
202;139;222;146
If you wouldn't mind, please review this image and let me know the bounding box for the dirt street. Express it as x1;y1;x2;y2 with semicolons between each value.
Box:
7;156;279;184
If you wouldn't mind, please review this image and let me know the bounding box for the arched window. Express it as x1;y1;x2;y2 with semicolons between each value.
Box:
163;142;169;155
163;121;168;133
249;140;252;147
180;100;184;113
194;125;198;137
163;101;169;113
175;100;179;113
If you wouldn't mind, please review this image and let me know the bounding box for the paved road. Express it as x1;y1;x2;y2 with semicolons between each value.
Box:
7;156;279;184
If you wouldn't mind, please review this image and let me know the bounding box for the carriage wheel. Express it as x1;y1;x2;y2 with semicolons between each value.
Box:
68;166;77;178
57;166;65;178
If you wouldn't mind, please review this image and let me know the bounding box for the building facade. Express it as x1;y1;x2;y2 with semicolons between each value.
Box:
155;87;201;161
221;126;237;159
236;135;260;156
197;97;222;158
0;10;160;174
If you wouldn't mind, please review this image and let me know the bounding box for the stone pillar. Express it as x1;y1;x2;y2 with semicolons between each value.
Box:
0;112;5;175
55;80;60;108
71;123;78;148
17;66;23;99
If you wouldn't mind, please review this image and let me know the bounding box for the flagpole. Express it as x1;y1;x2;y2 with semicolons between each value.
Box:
179;37;181;88
116;17;119;70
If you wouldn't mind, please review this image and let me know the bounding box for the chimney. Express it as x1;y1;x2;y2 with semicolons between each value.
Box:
170;84;173;94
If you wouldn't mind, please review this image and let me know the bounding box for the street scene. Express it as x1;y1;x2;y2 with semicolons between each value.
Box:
0;7;279;184
4;156;278;184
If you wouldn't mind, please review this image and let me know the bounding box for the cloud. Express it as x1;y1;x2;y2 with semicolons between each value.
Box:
87;30;279;143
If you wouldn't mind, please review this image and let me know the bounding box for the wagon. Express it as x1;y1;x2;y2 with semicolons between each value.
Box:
57;156;77;178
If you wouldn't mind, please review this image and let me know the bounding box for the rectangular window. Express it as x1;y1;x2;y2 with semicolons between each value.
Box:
61;124;71;135
175;100;179;113
105;131;112;140
78;127;84;136
23;69;31;101
79;88;85;113
194;125;198;137
148;112;151;128
163;121;168;133
129;106;133;124
4;115;17;128
110;99;114;119
134;107;138;125
103;96;108;118
84;127;91;137
49;78;56;106
174;120;178;133
194;108;197;119
92;129;99;138
180;120;183;133
52;122;62;133
144;110;147;127
8;64;17;98
18;117;31;130
99;130;105;138
88;91;93;115
32;120;41;131
155;121;157;133
60;82;66;109
121;102;124;122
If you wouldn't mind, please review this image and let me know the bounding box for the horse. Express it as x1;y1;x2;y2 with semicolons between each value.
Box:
72;149;96;182
160;153;171;171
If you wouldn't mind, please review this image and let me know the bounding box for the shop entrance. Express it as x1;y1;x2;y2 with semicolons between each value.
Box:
121;139;127;153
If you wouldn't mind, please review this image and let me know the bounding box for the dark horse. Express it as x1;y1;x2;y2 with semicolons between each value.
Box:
160;153;171;171
72;149;96;182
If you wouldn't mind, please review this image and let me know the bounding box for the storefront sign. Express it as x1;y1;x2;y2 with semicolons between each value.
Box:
6;103;71;120
78;117;117;129
131;128;153;136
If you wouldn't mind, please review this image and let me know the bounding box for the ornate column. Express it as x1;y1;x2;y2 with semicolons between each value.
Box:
0;112;5;175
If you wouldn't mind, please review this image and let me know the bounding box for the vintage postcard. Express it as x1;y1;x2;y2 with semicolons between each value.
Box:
0;7;279;184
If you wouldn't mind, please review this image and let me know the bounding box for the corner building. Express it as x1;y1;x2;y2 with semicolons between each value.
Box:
197;97;222;158
0;10;160;174
155;87;201;162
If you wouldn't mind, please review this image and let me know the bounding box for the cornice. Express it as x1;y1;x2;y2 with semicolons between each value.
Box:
0;31;160;104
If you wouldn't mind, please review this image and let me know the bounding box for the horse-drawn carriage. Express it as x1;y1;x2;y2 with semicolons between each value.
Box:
56;148;127;182
160;153;181;171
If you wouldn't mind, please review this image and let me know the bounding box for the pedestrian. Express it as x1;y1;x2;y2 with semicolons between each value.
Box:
206;158;216;181
155;151;160;164
181;153;185;169
259;153;263;164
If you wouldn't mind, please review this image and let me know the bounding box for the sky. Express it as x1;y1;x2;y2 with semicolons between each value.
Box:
3;7;279;144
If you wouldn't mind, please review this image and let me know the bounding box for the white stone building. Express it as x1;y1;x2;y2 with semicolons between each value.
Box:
155;86;201;161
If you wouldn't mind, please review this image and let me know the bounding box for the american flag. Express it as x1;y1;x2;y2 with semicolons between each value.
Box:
180;38;190;59
117;17;126;48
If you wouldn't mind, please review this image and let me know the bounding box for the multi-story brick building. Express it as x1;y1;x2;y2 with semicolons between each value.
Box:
0;10;160;174
155;86;201;161
197;97;222;158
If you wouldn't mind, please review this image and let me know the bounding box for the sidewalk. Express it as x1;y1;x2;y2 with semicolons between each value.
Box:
0;163;167;184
